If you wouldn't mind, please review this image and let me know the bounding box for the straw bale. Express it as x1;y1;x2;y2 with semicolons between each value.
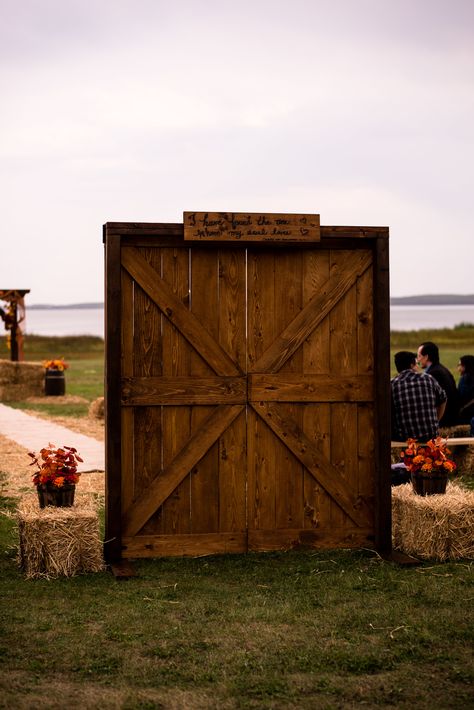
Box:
449;424;471;438
453;446;474;477
392;482;474;561
88;396;104;420
0;359;44;401
444;426;474;477
17;493;105;579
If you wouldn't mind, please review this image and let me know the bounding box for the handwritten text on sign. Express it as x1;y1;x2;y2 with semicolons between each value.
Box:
183;212;320;242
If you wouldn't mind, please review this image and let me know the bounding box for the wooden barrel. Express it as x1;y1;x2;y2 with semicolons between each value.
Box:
44;369;65;396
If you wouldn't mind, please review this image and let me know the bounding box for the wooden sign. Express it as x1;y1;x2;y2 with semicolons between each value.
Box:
184;212;320;242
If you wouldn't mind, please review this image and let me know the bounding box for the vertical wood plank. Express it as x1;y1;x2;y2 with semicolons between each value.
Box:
356;266;374;378
302;250;332;530
161;247;191;534
357;403;375;510
190;249;219;533
218;249;247;533
121;267;134;514
218;409;247;532
274;250;304;529
104;230;122;562
133;248;163;535
330;402;358;526
329;250;358;528
218;249;247;372
247;250;276;531
373;235;391;553
356;266;375;507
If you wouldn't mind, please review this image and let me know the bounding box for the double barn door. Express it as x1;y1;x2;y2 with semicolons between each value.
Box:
105;226;390;560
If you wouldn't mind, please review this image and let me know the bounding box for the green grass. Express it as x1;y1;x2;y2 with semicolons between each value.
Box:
390;325;474;377
0;507;472;708
0;336;104;416
0;334;105;361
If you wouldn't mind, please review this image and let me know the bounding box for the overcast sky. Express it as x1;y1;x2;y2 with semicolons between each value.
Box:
1;0;473;305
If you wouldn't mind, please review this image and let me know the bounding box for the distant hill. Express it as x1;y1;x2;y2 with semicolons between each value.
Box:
390;295;474;305
28;302;104;310
27;295;474;309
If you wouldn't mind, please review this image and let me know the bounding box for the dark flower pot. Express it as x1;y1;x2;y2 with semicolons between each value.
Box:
411;472;448;496
45;369;65;396
37;483;75;508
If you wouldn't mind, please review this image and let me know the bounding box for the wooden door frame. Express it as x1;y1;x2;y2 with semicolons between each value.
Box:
103;222;391;563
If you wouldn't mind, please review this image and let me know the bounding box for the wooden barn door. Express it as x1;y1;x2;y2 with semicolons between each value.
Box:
117;245;248;558
105;224;390;561
247;247;375;551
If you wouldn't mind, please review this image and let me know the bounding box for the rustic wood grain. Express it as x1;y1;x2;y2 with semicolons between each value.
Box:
189;249;220;534
122;246;241;376
121;269;135;514
161;247;192;535
373;236;392;553
251;401;373;528
122;376;247;405
247;251;276;531
356;265;375;507
218;409;247;533
184;212;320;242
122;405;244;538
252;251;372;374
249;374;373;402
218;249;247;533
248;527;374;552
133;248;164;534
328;250;358;528
273;250;304;530
122;532;247;557
104;231;122;562
302;250;332;531
107;224;386;558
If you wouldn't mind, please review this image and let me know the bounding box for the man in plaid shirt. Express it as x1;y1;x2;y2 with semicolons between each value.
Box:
391;351;447;442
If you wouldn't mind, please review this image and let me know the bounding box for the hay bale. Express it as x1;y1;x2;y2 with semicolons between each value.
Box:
89;396;104;419
453;446;474;477
450;424;471;438
442;425;474;477
17;494;105;579
392;482;474;561
0;359;44;401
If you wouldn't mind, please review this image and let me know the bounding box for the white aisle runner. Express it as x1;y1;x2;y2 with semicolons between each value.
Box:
0;403;104;472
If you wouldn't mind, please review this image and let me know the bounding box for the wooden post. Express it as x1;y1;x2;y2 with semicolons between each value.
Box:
373;233;392;554
0;290;29;362
10;301;18;361
103;227;123;563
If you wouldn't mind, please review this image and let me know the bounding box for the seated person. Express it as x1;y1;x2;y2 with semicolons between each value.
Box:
417;341;458;426
457;354;474;425
391;350;447;442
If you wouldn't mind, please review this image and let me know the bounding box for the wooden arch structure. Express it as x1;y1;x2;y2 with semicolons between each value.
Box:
0;289;30;361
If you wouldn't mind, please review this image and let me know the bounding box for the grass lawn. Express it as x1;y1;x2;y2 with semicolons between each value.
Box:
0;330;473;707
0;496;473;709
0;335;105;417
390;324;474;377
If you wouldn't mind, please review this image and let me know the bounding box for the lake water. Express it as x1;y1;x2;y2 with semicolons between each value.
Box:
22;304;474;337
25;308;105;337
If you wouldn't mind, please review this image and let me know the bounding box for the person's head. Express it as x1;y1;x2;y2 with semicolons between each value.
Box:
458;354;474;377
417;341;439;369
394;351;417;373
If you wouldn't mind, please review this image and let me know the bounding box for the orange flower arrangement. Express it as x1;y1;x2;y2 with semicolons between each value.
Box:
400;438;456;476
43;358;69;371
29;444;83;488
